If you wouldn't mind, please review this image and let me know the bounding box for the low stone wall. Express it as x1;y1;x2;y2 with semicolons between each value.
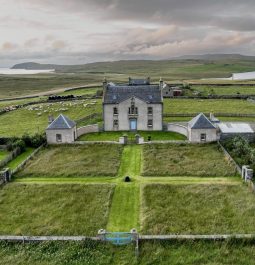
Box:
167;123;188;137
77;124;99;137
74;141;121;145
12;145;44;175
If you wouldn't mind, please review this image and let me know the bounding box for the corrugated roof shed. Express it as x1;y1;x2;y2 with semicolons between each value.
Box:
188;113;216;129
47;114;76;130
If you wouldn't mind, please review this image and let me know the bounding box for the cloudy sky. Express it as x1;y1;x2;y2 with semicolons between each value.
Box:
1;0;255;66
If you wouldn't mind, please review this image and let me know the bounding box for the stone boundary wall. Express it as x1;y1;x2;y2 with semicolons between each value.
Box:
74;141;121;145
12;145;44;175
141;140;188;144
167;123;188;137
77;124;99;137
217;141;242;175
0;148;21;168
0;233;255;243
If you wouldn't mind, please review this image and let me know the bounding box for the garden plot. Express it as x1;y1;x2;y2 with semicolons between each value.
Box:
16;144;123;178
0;99;101;137
141;184;255;234
142;143;237;177
0;183;114;236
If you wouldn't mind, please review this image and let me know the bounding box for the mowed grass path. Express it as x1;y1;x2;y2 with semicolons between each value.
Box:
142;143;237;177
0;184;114;236
141;184;255;234
16;144;123;178
107;145;141;231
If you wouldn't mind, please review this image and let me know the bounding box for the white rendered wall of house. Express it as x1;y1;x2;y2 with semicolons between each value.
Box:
46;127;76;144
103;97;162;131
188;127;217;143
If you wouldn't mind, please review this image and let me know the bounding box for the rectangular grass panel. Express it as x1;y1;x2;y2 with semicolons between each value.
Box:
141;184;255;234
0;183;114;236
17;144;123;178
142;143;237;177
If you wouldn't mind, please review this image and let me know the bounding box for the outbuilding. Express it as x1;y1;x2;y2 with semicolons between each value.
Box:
46;114;77;144
188;113;217;143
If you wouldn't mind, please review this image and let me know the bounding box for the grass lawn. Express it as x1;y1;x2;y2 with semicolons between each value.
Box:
1;240;255;265
164;98;255;114
59;87;102;96
0;150;9;161
0;99;102;137
142;143;237;177
16;144;123;178
0;183;114;236
141;184;255;234
78;131;186;141
5;147;35;170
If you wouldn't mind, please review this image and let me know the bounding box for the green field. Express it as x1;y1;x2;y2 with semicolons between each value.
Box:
78;131;186;142
141;184;255;234
142;143;237;176
16;144;123;178
2;58;255;99
193;85;255;96
1;240;255;265
0;99;101;137
0;183;114;236
164;98;255;114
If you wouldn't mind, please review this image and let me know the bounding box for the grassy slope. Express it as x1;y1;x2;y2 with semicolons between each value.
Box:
141;184;255;234
0;99;101;137
142;143;237;177
16;145;123;178
1;240;255;265
2;59;255;98
0;183;114;236
78;131;186;141
107;145;141;231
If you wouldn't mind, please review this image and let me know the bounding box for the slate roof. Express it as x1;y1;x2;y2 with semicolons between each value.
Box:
188;113;216;129
103;84;162;104
47;114;76;130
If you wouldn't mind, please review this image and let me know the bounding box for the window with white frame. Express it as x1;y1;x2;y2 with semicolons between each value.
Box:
147;119;153;127
56;134;62;142
113;119;119;127
148;107;153;115
113;107;118;115
200;133;206;141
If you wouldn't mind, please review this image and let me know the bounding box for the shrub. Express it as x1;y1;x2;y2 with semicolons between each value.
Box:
21;133;46;148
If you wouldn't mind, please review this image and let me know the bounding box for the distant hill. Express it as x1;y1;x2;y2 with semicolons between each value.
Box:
12;54;255;72
171;53;255;61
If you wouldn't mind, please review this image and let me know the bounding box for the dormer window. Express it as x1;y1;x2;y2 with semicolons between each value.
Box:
113;107;118;115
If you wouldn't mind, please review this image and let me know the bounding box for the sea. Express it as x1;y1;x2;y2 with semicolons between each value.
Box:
0;68;55;75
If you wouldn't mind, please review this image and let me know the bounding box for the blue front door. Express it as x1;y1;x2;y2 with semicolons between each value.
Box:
130;119;137;131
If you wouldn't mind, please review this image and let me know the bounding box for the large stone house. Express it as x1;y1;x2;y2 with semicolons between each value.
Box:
46;114;77;144
103;78;163;131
